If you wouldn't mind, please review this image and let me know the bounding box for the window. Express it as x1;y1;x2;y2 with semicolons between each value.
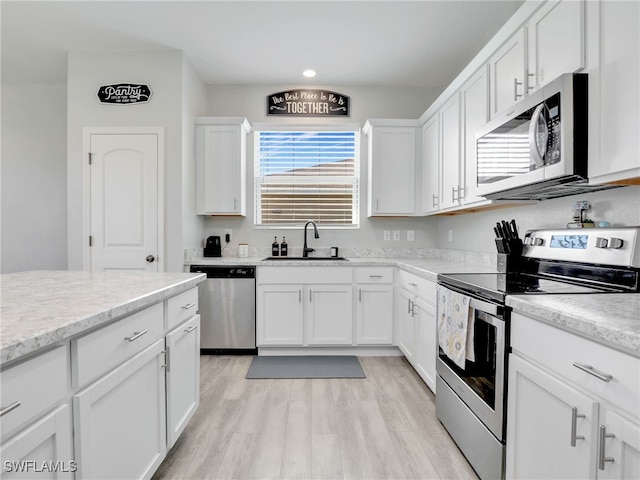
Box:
254;127;360;227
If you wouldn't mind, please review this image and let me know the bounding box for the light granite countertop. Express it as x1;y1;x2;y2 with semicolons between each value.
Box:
0;270;206;365
507;294;640;358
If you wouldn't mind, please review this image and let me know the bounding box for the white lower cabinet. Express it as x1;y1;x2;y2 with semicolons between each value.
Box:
395;288;416;362
507;354;598;479
507;312;640;479
165;315;200;448
257;285;304;345
306;285;353;345
355;284;394;345
73;340;167;480
413;298;437;393
0;405;74;480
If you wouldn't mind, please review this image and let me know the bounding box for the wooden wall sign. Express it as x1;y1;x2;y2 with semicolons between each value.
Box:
267;89;350;117
97;84;152;105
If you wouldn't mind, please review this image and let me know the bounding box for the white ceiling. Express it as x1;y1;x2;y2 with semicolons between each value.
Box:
1;0;523;88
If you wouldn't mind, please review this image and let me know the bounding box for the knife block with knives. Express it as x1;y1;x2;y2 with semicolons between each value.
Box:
495;219;524;273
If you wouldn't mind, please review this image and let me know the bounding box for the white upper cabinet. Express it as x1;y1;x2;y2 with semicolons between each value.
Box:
527;0;585;92
421;115;440;214
489;28;528;117
587;0;640;184
460;65;490;205
363;119;420;217
439;93;462;210
490;0;585;118
195;117;250;216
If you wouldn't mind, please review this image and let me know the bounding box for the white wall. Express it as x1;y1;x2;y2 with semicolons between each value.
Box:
436;186;640;252
202;84;442;253
67;51;186;272
181;57;208;259
1;84;68;273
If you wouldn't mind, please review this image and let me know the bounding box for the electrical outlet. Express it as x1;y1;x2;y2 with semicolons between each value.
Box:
393;230;401;241
383;230;390;241
407;230;415;241
224;229;232;243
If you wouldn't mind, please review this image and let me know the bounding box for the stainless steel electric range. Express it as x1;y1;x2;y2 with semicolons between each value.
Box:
436;227;640;480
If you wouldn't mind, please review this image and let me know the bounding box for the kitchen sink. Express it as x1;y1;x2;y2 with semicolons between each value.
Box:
262;256;349;261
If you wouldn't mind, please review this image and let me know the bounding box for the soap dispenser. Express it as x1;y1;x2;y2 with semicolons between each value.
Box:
271;236;279;256
280;237;288;256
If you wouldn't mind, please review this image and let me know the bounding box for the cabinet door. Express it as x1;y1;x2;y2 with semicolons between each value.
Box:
355;285;394;345
73;340;167;480
460;65;489;205
306;285;353;345
439;94;461;209
598;410;640;480
528;0;584;92
507;354;598;480
588;0;640;183
489;28;527;117
165;315;200;449
414;299;436;393
370;126;416;215
196;124;245;215
0;405;74;480
421;115;440;214
256;285;304;345
395;288;416;363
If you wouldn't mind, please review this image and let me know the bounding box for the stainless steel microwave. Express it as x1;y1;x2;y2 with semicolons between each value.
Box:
474;73;611;201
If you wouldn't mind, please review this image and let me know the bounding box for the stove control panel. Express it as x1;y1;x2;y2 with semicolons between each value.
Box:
522;227;640;267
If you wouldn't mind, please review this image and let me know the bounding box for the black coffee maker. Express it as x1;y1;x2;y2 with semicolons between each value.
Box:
204;236;222;257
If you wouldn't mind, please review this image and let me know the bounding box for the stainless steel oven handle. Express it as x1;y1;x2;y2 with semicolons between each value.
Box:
469;297;500;318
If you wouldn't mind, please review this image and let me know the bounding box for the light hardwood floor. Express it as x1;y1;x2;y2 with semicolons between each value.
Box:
152;355;479;480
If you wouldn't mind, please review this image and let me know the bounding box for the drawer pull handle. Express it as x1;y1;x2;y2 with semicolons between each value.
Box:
570;407;586;447
368;275;383;278
598;425;616;470
184;325;197;333
409;282;418;287
125;330;148;342
182;303;196;310
573;362;613;382
0;401;21;417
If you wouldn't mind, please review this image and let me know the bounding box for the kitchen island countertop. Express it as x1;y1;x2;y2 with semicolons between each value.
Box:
0;270;206;365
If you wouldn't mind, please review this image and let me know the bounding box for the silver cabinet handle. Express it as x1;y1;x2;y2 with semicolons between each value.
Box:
184;325;197;333
458;186;465;199
570;407;586;447
573;362;613;382
299;289;302;303
409;282;418;287
234;198;238;210
0;401;21;417
368;275;383;278
452;187;457;202
125;330;148;342
182;303;196;310
527;72;536;91
514;77;523;100
598;425;615;470
359;289;362;302
161;348;170;371
309;290;312;303
432;194;438;207
407;299;412;314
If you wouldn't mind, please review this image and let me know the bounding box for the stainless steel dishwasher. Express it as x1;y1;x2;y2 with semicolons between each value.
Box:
189;265;257;354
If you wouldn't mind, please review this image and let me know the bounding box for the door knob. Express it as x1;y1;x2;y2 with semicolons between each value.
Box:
146;255;155;263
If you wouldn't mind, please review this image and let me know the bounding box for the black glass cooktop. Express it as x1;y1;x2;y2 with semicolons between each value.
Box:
438;272;616;303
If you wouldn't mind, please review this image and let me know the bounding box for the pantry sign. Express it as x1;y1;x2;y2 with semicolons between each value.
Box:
97;83;152;105
267;89;350;117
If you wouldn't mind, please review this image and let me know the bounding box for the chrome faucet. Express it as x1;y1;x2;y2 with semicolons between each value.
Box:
303;220;320;257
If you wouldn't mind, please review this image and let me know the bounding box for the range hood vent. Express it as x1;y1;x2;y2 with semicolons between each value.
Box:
483;176;622;201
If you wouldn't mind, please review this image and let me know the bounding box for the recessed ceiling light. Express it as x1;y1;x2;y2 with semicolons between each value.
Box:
303;69;316;78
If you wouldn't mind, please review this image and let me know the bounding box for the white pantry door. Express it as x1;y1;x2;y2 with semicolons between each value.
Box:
89;132;160;272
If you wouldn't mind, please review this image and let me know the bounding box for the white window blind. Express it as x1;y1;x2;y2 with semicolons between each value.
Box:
254;129;360;226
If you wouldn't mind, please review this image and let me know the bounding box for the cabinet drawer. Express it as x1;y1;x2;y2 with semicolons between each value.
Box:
258;266;352;284
1;345;68;442
166;287;198;331
355;267;394;284
72;302;164;388
511;312;640;417
398;270;436;303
